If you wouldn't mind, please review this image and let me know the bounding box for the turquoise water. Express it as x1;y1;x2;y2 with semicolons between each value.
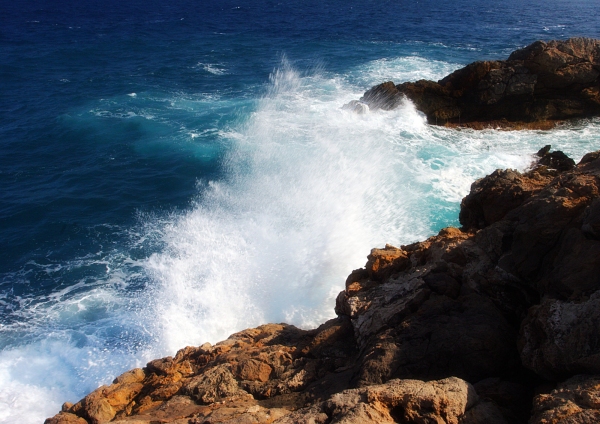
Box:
1;1;599;422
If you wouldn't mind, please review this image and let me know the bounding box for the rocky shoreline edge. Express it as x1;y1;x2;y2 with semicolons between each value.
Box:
46;38;600;423
46;146;600;424
344;37;600;129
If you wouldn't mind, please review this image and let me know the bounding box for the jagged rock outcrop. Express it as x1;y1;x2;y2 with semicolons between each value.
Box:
350;38;600;127
47;148;600;424
47;321;359;424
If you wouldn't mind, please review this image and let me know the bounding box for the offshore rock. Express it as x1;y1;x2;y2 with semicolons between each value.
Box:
354;38;600;127
47;148;600;424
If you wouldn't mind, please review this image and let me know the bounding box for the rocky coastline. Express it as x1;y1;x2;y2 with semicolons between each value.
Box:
345;37;600;128
46;40;600;424
46;146;600;423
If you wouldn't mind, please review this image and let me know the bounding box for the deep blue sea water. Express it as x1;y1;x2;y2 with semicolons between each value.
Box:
1;0;599;421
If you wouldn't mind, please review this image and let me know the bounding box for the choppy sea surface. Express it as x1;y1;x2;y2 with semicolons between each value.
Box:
1;0;599;421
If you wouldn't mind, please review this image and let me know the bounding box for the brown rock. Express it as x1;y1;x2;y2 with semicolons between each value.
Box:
111;395;208;423
237;359;273;382
459;401;509;424
530;375;600;424
459;168;553;230
61;402;74;412
502;169;600;296
46;149;600;424
520;295;600;380
44;412;88;424
112;368;145;385
84;396;115;424
276;377;477;424
192;402;289;424
354;38;600;126
364;244;410;281
538;151;576;172
184;364;246;404
355;293;517;385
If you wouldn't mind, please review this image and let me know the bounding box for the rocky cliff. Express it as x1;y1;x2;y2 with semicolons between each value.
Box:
346;38;600;128
46;147;600;424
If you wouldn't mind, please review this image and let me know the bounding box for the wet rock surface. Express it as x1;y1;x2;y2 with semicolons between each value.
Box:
348;38;600;127
47;148;600;424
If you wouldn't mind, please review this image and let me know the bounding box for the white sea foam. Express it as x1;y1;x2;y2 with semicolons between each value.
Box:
2;56;600;424
351;56;461;86
0;252;153;423
0;338;142;423
197;62;228;75
140;61;600;356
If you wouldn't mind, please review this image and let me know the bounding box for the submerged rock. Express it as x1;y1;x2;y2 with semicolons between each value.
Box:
353;38;600;127
46;148;600;424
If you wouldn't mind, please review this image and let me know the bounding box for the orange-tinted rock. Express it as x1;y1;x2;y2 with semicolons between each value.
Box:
237;359;273;382
83;396;115;424
44;412;88;424
530;375;600;424
365;244;410;280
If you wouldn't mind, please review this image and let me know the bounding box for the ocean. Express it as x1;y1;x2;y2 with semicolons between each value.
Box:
1;0;599;422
